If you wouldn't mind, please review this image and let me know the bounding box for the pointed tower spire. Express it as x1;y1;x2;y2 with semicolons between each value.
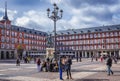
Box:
3;1;9;20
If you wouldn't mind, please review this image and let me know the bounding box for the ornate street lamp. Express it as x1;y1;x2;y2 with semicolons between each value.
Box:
47;3;63;60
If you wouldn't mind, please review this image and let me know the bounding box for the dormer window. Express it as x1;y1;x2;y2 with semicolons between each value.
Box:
95;29;98;31
17;28;19;31
67;32;69;34
30;31;32;33
116;27;119;29
81;31;83;33
24;30;26;32
99;29;102;31
108;28;111;30
88;30;91;33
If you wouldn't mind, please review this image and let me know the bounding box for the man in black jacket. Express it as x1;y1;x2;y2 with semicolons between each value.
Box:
106;55;114;76
65;56;73;79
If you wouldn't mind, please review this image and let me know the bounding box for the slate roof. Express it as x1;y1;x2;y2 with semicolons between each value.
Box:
54;24;120;35
0;24;48;36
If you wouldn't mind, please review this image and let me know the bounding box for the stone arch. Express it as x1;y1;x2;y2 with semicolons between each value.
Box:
6;51;9;59
1;51;4;59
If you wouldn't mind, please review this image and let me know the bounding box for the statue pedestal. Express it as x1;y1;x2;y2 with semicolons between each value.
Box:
46;48;55;59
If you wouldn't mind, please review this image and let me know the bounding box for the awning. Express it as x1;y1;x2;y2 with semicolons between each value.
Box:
29;53;45;55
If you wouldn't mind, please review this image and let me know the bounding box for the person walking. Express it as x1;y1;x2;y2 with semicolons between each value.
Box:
36;58;41;72
16;57;20;66
59;57;64;80
106;55;114;76
65;56;73;79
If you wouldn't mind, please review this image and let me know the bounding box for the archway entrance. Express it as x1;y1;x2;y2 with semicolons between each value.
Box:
1;51;4;59
6;51;9;59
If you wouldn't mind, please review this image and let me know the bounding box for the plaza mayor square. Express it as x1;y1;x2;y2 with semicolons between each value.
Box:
0;0;120;81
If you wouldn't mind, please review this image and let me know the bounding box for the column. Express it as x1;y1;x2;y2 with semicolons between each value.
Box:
114;51;116;56
85;51;87;58
75;51;77;58
82;51;84;58
119;50;120;57
110;51;111;56
15;50;17;59
0;51;1;59
4;51;6;59
89;52;91;58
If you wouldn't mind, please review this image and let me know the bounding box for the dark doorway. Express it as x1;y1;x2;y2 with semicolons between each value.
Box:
6;51;9;59
87;52;89;58
91;52;93;57
11;51;14;59
1;51;4;59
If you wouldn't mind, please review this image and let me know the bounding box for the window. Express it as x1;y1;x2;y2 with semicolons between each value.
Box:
12;31;15;36
11;44;15;49
72;36;74;39
6;37;9;42
102;33;105;37
6;44;10;49
114;32;118;36
115;38;118;42
98;33;101;38
15;32;17;37
19;33;22;38
19;39;22;44
1;36;5;42
86;34;88;38
15;38;17;43
1;43;5;48
106;38;109;43
11;38;15;43
94;39;97;44
106;45;109;49
83;35;85;39
110;32;113;37
6;31;9;36
94;45;97;49
106;33;109;37
1;29;5;35
90;34;93;38
79;35;82;39
94;34;97;38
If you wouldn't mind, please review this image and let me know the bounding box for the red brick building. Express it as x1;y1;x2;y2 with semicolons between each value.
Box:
56;25;120;58
0;3;120;60
0;4;47;59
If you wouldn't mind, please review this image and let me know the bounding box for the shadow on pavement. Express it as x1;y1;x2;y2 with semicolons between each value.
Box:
0;79;19;81
75;79;109;81
72;69;120;73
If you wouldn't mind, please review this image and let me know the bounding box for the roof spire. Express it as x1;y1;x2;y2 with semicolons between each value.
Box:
3;1;9;20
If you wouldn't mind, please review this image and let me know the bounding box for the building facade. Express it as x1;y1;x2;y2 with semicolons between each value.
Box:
55;25;120;58
0;3;120;60
0;3;47;59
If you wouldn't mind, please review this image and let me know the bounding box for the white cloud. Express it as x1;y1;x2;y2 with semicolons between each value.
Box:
15;10;53;31
12;0;120;32
49;0;63;4
0;8;17;20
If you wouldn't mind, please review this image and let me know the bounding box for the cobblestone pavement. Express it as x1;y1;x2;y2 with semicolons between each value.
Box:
0;58;120;81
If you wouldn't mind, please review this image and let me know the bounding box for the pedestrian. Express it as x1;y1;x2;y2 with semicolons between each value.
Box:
106;55;114;76
58;57;64;80
16;57;20;66
36;58;41;72
91;55;94;62
100;55;103;62
65;56;73;79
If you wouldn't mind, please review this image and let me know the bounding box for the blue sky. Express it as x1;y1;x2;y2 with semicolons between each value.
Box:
0;0;120;32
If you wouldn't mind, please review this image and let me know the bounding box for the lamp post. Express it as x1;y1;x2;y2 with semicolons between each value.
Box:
47;3;63;60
